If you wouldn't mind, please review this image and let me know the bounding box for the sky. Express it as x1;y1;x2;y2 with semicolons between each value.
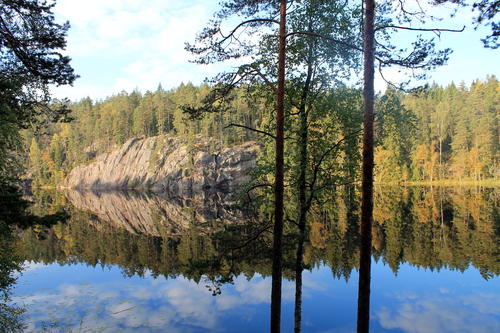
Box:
51;0;499;101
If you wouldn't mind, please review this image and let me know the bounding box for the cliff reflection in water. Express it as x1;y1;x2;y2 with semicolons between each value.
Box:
19;186;499;281
63;190;253;236
8;186;499;331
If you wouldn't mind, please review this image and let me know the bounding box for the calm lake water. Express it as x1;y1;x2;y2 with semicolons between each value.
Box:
4;186;500;332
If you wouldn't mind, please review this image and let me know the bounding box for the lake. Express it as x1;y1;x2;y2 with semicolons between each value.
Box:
3;186;499;332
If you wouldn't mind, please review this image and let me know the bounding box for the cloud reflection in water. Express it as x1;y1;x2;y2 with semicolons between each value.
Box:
13;264;294;332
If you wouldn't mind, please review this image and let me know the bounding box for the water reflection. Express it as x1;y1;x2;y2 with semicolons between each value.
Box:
0;184;68;332
0;222;25;332
7;186;500;331
13;265;292;331
376;289;500;333
357;211;371;333
64;190;253;235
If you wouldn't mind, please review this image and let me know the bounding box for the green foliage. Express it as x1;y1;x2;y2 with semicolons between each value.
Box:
401;76;499;183
23;76;499;187
24;83;267;186
0;0;76;183
374;88;416;182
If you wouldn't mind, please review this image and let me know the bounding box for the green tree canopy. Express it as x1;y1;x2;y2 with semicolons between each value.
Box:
0;0;76;182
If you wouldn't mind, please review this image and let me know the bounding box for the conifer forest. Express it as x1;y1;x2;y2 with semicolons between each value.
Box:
25;78;499;187
1;0;499;332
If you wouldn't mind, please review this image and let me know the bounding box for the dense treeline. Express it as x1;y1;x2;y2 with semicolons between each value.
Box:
24;83;267;186
376;76;499;182
17;186;499;281
24;76;499;186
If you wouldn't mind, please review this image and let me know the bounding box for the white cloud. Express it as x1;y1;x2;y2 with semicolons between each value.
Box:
49;0;498;101
51;0;219;100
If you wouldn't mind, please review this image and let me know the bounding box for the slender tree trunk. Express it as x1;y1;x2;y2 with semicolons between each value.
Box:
271;1;287;332
293;115;307;333
293;112;307;333
294;40;314;333
357;0;375;332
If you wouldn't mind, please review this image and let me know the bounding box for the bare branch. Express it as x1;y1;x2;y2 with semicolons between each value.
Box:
286;217;299;227
397;0;424;16
240;64;277;93
246;183;274;193
308;179;358;192
220;18;279;42
285;30;363;53
375;25;465;34
378;62;405;91
224;123;276;139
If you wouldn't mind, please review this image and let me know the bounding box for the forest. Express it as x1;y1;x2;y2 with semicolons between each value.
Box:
1;0;499;331
24;76;499;187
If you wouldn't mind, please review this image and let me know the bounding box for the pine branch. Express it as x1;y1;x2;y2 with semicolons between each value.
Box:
224;123;276;139
285;30;363;53
240;64;277;93
375;25;465;34
220;18;279;41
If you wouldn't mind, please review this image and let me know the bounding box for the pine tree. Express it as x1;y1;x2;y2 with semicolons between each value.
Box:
1;0;76;182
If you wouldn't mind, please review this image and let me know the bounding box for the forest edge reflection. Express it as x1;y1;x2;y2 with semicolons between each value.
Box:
2;185;499;331
0;184;68;332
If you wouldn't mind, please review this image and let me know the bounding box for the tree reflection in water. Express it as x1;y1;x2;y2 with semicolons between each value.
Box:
0;218;25;332
1;185;68;332
356;219;372;333
9;186;500;330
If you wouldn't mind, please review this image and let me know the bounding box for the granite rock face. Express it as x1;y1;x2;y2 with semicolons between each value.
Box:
62;135;258;193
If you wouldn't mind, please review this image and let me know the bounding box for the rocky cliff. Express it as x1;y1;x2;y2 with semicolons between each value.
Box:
62;135;258;193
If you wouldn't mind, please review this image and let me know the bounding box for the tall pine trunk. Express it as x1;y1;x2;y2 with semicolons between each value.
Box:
294;40;314;333
357;0;375;332
271;1;287;332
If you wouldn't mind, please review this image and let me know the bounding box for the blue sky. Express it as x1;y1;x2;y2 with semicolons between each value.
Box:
51;0;499;101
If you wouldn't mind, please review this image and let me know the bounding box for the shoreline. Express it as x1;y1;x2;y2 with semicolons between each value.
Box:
374;179;500;187
31;178;500;192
